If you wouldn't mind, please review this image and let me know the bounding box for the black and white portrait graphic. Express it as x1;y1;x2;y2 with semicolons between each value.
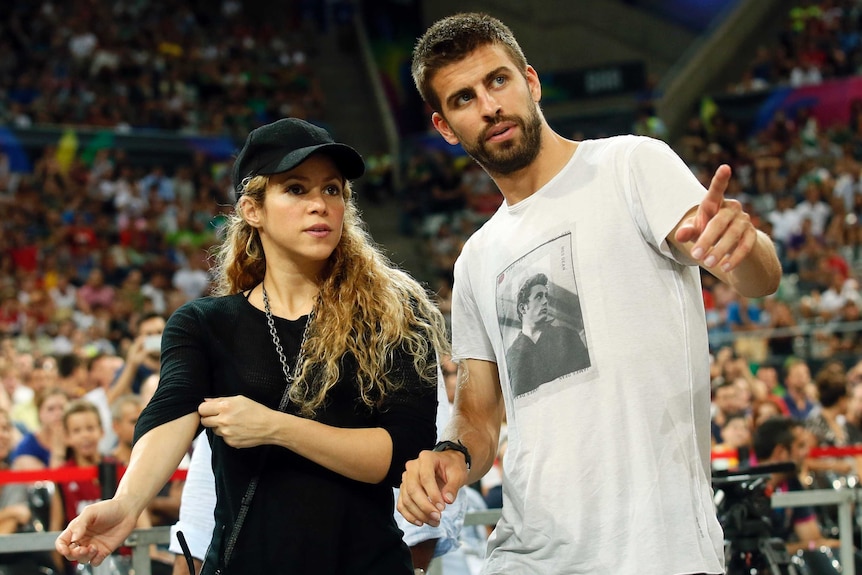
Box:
496;233;590;397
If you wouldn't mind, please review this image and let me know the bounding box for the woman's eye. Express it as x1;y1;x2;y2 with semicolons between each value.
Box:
286;184;304;195
324;184;342;196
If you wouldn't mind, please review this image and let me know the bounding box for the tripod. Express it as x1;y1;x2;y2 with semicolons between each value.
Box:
715;463;802;575
725;531;800;575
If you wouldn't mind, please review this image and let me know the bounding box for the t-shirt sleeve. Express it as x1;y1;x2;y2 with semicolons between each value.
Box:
624;137;706;264
451;244;496;363
134;302;213;444
376;343;438;488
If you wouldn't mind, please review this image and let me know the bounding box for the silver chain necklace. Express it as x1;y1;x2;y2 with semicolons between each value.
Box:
262;283;315;407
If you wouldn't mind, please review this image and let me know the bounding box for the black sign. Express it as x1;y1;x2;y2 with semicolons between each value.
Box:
542;61;647;101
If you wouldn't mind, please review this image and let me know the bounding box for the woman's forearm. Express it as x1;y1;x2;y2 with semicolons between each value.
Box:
115;413;199;514
272;414;393;483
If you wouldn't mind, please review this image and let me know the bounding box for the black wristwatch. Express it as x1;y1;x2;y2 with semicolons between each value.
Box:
432;440;471;470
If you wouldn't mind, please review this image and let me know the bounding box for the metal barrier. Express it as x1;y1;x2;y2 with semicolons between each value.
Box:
0;512;507;575
3;500;859;575
0;526;171;575
772;489;857;575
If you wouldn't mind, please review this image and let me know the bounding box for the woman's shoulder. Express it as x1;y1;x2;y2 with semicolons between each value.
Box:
170;293;248;319
164;294;256;336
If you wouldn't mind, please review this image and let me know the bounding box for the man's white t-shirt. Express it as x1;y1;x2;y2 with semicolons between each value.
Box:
451;136;724;574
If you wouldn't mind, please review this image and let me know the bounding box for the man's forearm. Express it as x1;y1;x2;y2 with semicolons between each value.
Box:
725;230;782;298
444;410;502;485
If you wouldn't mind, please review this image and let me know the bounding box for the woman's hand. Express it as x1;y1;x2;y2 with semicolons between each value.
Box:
198;396;276;448
55;499;138;566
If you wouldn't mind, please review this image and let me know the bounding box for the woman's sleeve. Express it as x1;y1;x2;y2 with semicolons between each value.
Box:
134;303;212;443
376;344;438;487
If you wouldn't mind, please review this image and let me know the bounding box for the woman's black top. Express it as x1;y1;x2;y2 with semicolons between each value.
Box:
135;293;437;574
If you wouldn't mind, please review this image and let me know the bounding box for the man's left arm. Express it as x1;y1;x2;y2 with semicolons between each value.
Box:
670;164;781;298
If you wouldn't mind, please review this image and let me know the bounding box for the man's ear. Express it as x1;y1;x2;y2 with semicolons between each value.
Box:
526;65;542;103
432;112;460;146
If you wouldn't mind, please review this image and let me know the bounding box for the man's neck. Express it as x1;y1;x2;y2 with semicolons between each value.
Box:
493;129;578;206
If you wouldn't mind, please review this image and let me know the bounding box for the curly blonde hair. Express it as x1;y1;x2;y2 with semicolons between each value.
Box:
212;175;450;416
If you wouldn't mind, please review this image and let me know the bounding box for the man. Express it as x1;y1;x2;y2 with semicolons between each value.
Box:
397;13;781;574
505;273;588;396
781;357;817;420
84;352;125;453
111;394;143;466
711;377;744;444
110;312;165;396
752;416;850;572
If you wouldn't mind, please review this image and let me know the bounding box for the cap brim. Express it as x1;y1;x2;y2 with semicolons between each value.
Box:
258;143;365;180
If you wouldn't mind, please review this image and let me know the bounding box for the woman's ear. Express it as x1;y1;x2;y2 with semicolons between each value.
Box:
240;196;262;228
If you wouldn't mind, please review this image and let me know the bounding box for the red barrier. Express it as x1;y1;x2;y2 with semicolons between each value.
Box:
711;445;862;463
0;466;188;485
809;446;862;458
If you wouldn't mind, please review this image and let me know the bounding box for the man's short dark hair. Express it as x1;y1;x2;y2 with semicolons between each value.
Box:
411;12;528;113
752;416;799;461
516;273;547;322
56;353;82;378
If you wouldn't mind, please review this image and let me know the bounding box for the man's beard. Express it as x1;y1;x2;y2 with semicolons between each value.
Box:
460;102;542;176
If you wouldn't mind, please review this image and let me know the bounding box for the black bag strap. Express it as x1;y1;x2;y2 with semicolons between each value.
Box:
220;384;294;569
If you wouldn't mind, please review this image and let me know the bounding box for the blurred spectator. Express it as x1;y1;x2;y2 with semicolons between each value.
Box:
780;357;818;420
172;247;212;303
711;377;745;444
110;312;165;397
764;299;801;358
752;416;850;570
0;405;29;532
84;352;125;453
804;363;862;490
826;299;862;357
712;411;754;470
110;395;142;467
10;387;68;470
76;269;115;316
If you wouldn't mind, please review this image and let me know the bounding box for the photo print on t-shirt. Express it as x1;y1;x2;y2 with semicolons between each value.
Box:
496;232;591;398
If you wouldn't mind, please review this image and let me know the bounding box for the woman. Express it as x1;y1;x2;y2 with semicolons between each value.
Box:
11;387;69;470
56;118;449;574
0;408;32;534
805;363;862;485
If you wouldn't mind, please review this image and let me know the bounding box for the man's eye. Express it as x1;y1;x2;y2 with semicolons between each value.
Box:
493;76;506;86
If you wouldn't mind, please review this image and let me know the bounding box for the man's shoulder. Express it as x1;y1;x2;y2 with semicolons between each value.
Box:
579;134;662;155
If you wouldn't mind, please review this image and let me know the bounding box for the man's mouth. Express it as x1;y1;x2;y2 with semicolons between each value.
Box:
485;122;516;142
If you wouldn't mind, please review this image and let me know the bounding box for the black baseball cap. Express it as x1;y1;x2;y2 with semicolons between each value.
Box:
231;118;365;195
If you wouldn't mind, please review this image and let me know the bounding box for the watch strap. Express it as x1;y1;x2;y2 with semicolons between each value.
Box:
432;439;472;470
